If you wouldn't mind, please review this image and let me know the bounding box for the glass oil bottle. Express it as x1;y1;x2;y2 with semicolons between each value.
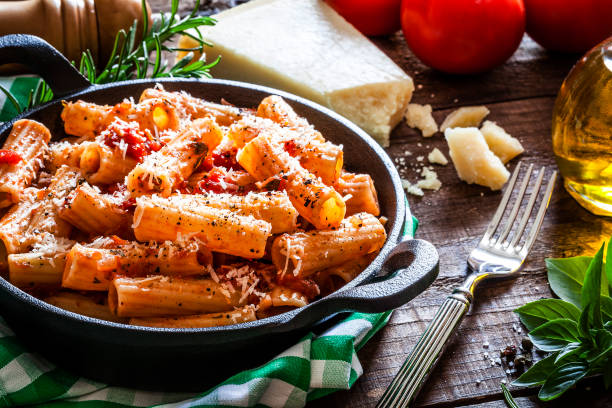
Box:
552;38;612;216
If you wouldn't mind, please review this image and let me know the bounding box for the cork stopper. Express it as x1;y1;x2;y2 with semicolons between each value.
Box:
0;0;149;65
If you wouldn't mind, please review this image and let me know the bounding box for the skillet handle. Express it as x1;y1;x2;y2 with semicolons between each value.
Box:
315;239;439;314
0;34;90;97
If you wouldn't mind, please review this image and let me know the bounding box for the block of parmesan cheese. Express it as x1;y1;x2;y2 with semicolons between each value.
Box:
480;120;524;164
440;106;490;131
178;0;414;146
445;127;510;190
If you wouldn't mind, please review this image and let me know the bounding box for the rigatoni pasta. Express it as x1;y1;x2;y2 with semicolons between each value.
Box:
0;119;51;207
126;118;223;197
0;86;387;329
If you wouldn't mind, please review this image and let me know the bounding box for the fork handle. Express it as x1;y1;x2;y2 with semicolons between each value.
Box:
376;288;472;408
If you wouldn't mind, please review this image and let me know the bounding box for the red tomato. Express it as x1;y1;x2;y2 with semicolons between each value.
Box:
400;0;526;74
524;0;612;53
326;0;402;36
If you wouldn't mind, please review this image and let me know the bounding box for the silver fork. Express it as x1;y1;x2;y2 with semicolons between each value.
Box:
377;163;557;408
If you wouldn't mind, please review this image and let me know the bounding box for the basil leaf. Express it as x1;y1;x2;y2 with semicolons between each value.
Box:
580;243;605;331
546;256;592;307
513;354;557;387
538;360;589;401
529;319;581;352
515;299;581;331
584;329;612;364
601;296;612;323
554;342;583;364
501;383;519;408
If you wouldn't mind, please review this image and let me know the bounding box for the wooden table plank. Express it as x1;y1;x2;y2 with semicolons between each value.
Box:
148;1;612;406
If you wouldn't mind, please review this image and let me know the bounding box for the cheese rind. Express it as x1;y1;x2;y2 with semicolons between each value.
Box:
179;0;413;146
440;106;490;131
405;103;438;137
480;120;524;164
445;127;509;191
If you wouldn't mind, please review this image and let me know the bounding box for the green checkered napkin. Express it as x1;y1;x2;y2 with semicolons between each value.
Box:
0;76;416;408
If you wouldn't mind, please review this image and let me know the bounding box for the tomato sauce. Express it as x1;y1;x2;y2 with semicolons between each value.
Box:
102;119;163;162
197;147;242;172
0;149;22;165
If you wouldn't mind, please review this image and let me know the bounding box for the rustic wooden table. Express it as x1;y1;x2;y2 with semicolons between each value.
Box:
154;1;612;406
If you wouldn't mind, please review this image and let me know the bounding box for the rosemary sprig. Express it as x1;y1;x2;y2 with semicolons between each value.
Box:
0;0;217;114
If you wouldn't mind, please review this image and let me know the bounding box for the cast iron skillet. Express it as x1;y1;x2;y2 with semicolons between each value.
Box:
0;35;439;390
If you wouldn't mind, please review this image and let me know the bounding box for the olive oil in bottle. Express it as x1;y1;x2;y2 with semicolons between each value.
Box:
552;38;612;216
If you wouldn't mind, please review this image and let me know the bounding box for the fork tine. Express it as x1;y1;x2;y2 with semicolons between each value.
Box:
508;167;546;249
494;163;534;246
519;170;557;255
482;162;522;242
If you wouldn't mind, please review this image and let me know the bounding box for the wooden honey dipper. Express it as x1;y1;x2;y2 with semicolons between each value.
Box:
0;0;150;65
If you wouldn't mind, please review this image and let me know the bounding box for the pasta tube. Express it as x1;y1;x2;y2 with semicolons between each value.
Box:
335;172;380;216
49;139;88;172
271;213;386;278
256;95;317;134
0;188;39;254
61;98;180;139
132;195;272;258
316;253;377;284
8;252;66;288
62;240;212;291
139;87;247;126
228;116;343;184
270;286;308;308
22;166;80;249
126;118;223;197
0;119;51;207
237;131;345;229
79;141;138;184
61;100;113;139
109;276;244;317
129;305;256;328
165;191;297;234
58;182;129;235
45;292;127;323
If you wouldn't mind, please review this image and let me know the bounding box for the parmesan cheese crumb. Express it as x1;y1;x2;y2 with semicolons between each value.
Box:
401;178;424;197
440;106;490;131
427;148;448;165
445;127;509;190
417;168;442;191
404;103;438;137
480;120;524;164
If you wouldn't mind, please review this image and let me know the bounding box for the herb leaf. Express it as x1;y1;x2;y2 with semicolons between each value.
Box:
501;383;519;408
514;299;580;331
554;342;583;364
580;243;605;333
513;354;557;387
528;318;581;352
546;256;592;307
538;361;588;401
585;329;612;364
601;296;612;323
